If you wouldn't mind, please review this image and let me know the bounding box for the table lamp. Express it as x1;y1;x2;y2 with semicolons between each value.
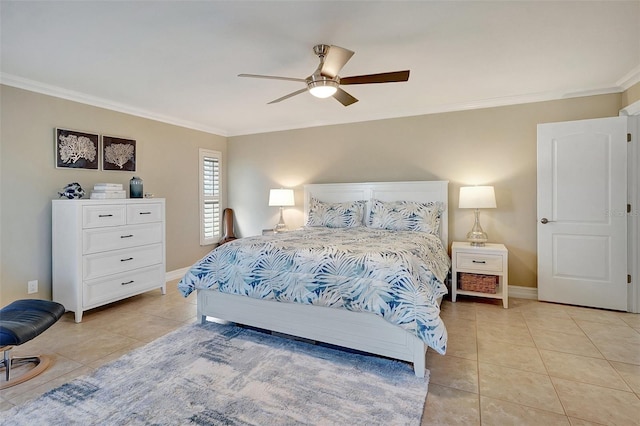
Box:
459;186;496;246
269;188;295;232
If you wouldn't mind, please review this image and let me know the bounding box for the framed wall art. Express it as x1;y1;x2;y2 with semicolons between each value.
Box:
102;135;136;171
55;128;100;170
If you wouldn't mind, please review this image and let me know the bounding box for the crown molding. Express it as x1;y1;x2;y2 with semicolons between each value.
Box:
620;100;640;116
617;65;640;90
1;72;630;138
0;73;229;137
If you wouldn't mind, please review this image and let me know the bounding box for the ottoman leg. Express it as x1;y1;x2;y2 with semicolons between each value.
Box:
0;352;53;390
2;347;11;381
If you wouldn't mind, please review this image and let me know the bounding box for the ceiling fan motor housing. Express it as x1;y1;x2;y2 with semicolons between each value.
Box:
307;75;339;98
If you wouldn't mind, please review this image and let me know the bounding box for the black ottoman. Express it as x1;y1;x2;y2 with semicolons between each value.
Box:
0;299;65;388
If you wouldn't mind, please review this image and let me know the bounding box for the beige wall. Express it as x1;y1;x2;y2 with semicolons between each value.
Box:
0;85;227;305
0;84;627;305
228;94;622;289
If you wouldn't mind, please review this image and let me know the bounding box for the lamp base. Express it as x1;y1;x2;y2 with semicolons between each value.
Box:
466;232;488;247
467;209;488;246
274;207;288;233
274;223;288;233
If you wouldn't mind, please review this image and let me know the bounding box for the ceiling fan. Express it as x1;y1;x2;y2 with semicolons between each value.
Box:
238;44;410;106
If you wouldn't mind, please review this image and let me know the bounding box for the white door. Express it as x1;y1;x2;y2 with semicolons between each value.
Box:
537;117;628;311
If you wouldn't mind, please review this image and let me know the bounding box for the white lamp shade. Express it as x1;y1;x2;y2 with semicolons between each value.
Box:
268;188;295;207
459;186;497;209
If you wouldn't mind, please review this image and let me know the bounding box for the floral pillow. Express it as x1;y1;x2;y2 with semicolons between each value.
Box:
368;199;443;234
306;198;367;228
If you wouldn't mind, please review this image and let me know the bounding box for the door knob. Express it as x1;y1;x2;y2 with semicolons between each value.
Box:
541;218;552;224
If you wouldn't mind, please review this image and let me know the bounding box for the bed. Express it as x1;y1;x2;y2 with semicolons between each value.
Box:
178;181;450;377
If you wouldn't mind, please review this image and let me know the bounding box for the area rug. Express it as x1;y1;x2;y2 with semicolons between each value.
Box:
2;321;429;425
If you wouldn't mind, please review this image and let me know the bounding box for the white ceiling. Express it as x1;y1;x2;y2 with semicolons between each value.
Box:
1;1;639;137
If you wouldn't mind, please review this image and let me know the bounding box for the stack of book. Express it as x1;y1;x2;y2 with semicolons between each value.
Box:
90;183;126;199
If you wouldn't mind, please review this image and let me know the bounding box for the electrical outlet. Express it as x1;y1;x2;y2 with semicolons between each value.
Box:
28;280;38;294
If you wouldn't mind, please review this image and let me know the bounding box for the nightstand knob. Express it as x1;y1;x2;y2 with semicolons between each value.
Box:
540;217;553;224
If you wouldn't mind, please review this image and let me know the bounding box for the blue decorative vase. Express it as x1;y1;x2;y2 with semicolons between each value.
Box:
130;176;143;198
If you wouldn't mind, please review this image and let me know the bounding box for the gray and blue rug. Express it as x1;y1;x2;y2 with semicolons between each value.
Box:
2;321;429;425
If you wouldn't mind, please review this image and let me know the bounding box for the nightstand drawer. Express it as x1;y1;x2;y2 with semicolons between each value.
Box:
457;253;503;272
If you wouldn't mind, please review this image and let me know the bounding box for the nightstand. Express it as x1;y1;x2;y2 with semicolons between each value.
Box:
451;242;508;308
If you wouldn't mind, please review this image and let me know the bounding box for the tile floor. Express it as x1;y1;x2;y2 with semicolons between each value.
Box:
424;296;640;425
1;283;640;425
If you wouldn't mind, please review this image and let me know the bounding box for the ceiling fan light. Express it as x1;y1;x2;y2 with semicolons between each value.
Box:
308;80;338;98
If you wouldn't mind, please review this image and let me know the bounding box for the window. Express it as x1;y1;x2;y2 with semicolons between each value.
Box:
199;149;222;245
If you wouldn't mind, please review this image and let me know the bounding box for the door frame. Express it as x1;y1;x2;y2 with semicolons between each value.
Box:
620;100;640;313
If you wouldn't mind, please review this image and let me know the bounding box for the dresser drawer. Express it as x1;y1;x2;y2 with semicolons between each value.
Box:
83;265;165;307
456;253;503;272
83;223;163;255
83;205;126;228
127;203;163;224
83;243;163;280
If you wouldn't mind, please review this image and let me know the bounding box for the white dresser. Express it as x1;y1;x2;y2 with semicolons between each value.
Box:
52;198;166;322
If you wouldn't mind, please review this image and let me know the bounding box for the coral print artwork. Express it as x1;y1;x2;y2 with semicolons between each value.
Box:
102;136;136;172
55;128;99;170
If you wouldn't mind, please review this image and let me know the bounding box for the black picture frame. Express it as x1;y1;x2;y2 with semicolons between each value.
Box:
102;135;136;172
55;128;100;170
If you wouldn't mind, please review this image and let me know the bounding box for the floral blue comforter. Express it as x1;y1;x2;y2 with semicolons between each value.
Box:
178;227;450;354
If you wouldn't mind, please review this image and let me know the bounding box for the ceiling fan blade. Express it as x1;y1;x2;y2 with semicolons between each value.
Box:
320;45;355;78
333;88;358;106
267;88;308;104
340;70;410;85
238;73;306;83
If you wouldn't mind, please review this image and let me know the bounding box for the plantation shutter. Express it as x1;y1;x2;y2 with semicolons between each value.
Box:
199;149;221;245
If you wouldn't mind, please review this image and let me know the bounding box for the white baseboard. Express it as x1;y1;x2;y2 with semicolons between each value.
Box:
166;267;190;282
508;285;538;300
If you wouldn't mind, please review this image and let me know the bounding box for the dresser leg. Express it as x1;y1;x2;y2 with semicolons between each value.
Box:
74;311;83;323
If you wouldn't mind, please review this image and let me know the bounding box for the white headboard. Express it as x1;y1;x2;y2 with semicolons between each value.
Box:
303;181;449;246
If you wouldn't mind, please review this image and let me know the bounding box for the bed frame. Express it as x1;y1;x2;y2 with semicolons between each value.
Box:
197;180;449;377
